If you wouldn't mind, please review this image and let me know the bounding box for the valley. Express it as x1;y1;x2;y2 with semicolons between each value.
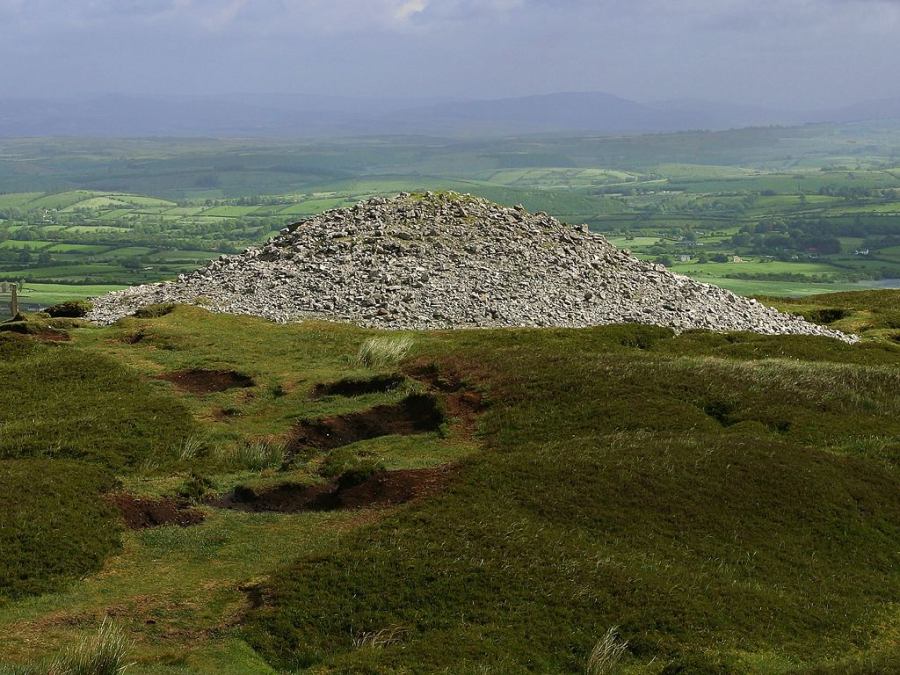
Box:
2;125;900;317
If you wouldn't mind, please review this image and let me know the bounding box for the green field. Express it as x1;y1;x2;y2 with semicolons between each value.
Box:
1;126;900;304
18;282;127;307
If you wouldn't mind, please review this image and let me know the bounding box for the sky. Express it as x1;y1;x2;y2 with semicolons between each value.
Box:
1;0;898;109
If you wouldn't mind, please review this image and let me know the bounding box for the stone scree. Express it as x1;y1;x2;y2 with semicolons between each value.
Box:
88;192;854;342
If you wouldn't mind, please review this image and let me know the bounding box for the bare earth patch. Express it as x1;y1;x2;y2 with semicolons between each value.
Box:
108;494;205;529
289;394;443;452
154;369;254;395
311;374;406;399
219;467;452;513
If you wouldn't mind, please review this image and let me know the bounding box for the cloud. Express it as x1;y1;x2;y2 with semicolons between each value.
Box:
395;0;427;21
0;0;898;107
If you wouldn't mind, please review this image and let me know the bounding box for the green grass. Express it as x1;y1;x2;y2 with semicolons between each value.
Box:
60;196;131;211
243;320;900;672
0;459;121;599
21;191;98;210
44;243;111;254
0;240;55;250
16;283;127;306
0;338;195;469
0;192;42;209
690;276;877;297
0;283;898;672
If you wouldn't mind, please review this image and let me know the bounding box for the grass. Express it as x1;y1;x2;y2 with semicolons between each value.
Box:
219;440;286;472
585;627;629;675
690;276;877;297
240;302;900;672
0;292;898;672
0;337;195;469
46;617;132;675
357;336;414;368
0;459;121;599
15;283;126;308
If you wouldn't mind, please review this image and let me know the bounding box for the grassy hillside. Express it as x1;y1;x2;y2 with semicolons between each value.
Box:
244;327;900;673
0;292;898;673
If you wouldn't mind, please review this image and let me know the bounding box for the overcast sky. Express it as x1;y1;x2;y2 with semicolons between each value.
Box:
1;0;898;108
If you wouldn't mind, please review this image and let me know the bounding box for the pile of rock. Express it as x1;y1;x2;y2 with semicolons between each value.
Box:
88;192;854;342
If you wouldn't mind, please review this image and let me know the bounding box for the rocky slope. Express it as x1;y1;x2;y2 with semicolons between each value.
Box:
88;192;854;341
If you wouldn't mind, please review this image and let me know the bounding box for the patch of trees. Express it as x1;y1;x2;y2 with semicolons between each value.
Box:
731;215;900;256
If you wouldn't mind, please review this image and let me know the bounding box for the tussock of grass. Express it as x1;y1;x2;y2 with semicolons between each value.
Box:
352;625;409;650
177;434;206;462
585;626;628;675
2;618;133;675
48;618;132;675
357;336;413;369
217;440;286;472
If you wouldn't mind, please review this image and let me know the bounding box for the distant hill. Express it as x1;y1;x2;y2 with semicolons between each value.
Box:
826;97;900;123
374;91;722;135
1;91;898;137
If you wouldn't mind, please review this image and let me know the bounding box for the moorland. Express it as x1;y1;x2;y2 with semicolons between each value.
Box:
0;289;898;673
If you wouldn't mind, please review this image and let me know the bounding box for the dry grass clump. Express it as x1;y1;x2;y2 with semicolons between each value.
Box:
233;441;285;472
42;618;132;675
214;440;286;472
357;336;414;369
585;626;628;675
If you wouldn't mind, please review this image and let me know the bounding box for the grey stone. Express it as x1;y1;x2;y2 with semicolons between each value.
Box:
87;192;855;343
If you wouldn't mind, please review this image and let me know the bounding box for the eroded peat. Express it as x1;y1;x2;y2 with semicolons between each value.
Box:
289;393;444;452
220;467;452;513
154;369;255;395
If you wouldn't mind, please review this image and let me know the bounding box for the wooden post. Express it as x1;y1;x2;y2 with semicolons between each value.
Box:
9;285;18;318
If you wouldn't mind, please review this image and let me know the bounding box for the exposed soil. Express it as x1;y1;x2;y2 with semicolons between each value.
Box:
405;363;466;393
290;393;443;452
311;374;405;398
122;329;147;344
155;369;254;394
220;467;451;513
33;329;71;342
212;406;242;421
806;308;851;325
0;322;71;341
443;388;486;434
108;494;205;529
405;361;486;434
702;400;738;427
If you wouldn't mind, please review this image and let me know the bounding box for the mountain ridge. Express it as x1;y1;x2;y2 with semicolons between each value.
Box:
2;91;899;137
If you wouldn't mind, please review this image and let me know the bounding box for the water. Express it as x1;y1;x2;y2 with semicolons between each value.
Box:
853;278;900;289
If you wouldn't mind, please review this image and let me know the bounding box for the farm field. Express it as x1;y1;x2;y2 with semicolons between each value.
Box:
1;124;900;313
